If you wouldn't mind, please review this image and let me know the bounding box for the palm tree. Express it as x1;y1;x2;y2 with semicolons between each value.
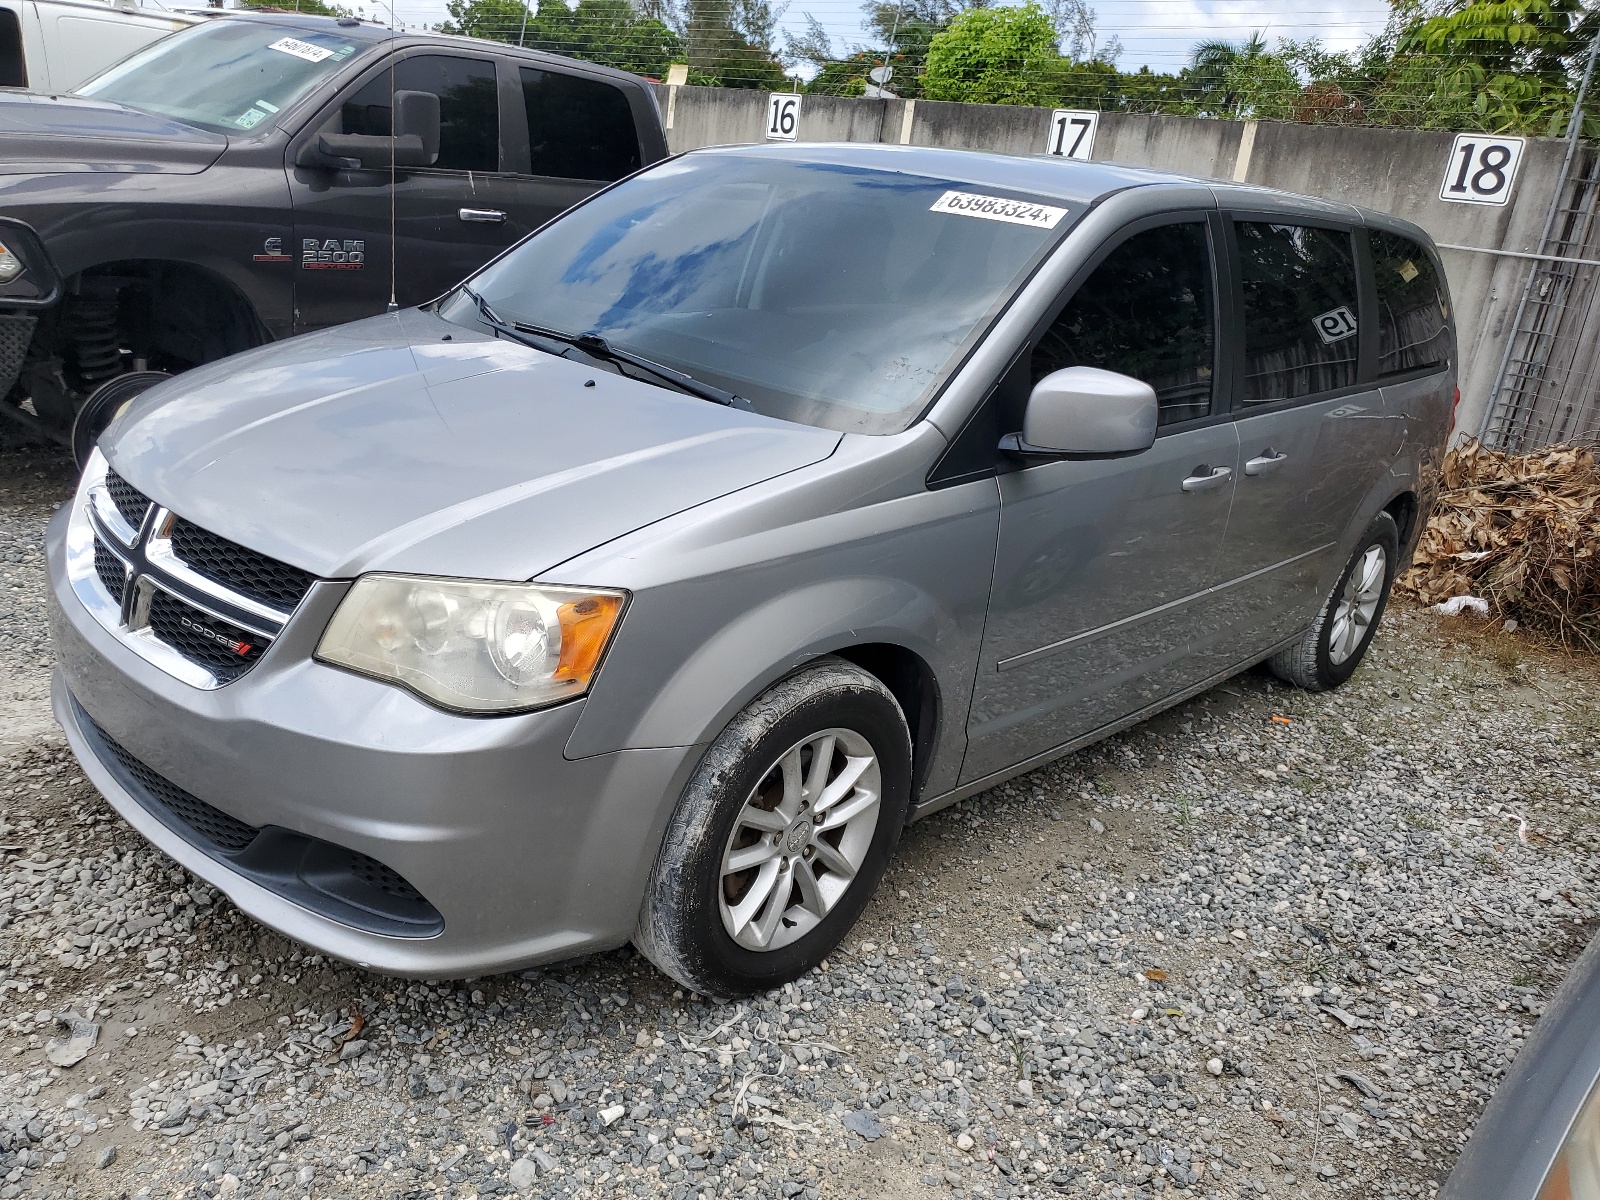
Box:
1188;30;1269;114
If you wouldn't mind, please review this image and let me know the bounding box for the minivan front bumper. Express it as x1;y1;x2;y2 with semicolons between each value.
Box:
47;504;702;977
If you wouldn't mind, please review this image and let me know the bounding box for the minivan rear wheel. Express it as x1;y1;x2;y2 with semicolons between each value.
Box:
634;659;912;997
1269;510;1399;691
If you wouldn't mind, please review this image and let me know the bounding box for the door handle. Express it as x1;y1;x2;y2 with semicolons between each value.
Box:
1245;449;1289;476
1181;465;1233;493
459;208;507;223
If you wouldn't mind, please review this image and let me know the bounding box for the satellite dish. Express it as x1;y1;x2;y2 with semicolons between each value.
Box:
868;65;893;84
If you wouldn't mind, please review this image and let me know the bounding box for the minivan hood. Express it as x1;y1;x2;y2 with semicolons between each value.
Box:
0;92;226;175
105;309;842;581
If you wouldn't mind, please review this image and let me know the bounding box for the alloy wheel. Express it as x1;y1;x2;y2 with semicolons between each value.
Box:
718;727;881;952
1329;544;1387;665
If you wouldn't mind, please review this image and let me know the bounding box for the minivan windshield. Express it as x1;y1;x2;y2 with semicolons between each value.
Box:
438;154;1079;434
77;21;377;136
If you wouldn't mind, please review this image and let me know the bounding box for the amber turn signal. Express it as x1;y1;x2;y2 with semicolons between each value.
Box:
554;594;624;681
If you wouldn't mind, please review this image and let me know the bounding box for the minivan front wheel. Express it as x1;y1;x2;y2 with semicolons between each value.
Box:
635;659;912;996
1269;511;1399;691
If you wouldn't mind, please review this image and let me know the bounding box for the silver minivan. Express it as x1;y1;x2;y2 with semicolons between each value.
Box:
47;144;1455;995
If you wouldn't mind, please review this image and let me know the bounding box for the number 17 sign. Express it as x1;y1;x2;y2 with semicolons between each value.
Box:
1044;109;1098;161
1439;133;1525;206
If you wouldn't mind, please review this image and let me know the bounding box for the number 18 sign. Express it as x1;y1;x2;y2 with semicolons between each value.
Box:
1439;133;1525;206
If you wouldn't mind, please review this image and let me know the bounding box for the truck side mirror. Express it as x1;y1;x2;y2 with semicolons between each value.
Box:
392;89;440;163
1001;366;1158;458
297;89;441;171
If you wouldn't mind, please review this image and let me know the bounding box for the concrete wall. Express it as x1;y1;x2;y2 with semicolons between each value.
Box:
654;84;1575;437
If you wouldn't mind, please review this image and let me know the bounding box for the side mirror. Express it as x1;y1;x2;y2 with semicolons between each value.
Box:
297;89;441;171
1003;366;1158;458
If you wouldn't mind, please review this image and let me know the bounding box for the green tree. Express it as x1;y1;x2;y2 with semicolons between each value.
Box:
923;3;1062;104
1186;31;1270;115
524;0;685;76
240;0;349;14
439;0;684;78
1109;64;1190;113
683;0;789;87
438;0;534;43
1392;0;1597;133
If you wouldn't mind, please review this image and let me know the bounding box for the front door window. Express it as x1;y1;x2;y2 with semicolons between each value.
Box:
340;54;500;172
1032;221;1216;426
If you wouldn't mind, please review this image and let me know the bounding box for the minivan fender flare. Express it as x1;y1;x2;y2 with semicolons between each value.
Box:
565;575;969;797
1323;467;1422;598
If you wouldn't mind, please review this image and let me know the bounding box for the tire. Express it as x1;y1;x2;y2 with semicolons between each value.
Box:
1269;511;1399;691
635;658;912;997
71;370;171;470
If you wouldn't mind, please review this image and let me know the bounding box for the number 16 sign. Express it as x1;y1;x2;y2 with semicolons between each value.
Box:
1439;133;1525;206
765;93;801;141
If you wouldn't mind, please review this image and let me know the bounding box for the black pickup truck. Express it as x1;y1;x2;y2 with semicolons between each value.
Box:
0;13;668;458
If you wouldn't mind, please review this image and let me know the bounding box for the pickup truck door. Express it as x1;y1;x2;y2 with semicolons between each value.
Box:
287;50;521;332
499;63;649;241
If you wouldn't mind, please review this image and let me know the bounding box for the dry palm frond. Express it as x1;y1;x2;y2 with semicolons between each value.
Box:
1396;440;1600;651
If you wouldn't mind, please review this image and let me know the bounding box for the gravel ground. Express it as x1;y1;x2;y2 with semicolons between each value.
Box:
2;432;1598;1200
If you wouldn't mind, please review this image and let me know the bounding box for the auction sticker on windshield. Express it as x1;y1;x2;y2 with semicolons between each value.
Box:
929;191;1068;229
268;36;334;62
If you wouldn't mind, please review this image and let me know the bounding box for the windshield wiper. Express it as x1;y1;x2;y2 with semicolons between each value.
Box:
458;286;749;410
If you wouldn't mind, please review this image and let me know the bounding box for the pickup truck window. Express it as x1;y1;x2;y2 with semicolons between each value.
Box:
76;20;371;135
341;54;499;173
520;67;640;182
0;9;23;89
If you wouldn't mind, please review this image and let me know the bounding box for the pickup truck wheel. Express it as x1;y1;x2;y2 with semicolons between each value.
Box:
71;370;170;469
635;659;912;997
1269;511;1399;691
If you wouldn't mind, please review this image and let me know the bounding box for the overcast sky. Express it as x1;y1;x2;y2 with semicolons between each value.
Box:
354;0;1395;74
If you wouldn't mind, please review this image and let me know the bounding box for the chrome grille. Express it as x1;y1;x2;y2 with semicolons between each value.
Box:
68;451;319;689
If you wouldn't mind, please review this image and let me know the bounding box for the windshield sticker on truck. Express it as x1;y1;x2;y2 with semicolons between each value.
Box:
268;36;335;63
302;239;365;270
235;108;268;130
928;191;1068;229
1312;306;1358;345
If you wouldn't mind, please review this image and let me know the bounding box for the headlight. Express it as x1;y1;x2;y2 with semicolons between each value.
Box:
0;240;23;283
316;574;626;713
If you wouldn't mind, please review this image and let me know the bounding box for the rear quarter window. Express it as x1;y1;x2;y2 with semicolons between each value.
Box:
520;67;640;182
1370;230;1451;376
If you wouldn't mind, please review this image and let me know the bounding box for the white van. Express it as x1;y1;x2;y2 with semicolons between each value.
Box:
0;0;202;93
